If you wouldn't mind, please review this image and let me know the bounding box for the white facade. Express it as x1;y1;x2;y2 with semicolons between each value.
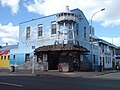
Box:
97;39;116;69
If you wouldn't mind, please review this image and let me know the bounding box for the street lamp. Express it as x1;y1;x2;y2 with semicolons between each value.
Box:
91;8;105;71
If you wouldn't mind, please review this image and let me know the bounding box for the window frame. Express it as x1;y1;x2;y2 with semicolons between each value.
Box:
8;55;10;60
38;24;43;37
76;23;79;35
26;26;30;39
84;26;87;39
13;55;15;60
1;56;3;60
51;21;57;35
4;56;6;60
25;53;30;62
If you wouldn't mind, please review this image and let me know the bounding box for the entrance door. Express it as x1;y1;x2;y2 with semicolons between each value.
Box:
48;52;59;70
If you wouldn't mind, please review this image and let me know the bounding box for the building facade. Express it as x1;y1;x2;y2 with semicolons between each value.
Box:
115;47;120;67
93;39;116;70
10;7;116;71
0;45;17;69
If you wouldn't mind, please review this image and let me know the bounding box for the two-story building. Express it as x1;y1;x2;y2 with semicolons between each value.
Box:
10;7;92;71
10;7;116;72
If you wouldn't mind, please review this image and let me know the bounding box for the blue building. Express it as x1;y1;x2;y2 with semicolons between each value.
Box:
92;38;116;71
10;7;116;71
115;47;120;69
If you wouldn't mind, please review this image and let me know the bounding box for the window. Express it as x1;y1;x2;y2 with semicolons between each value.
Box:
37;55;42;62
106;57;107;63
4;56;6;60
84;26;87;39
13;55;15;60
76;23;79;35
8;55;10;60
25;54;30;62
109;57;111;63
43;54;47;62
38;24;43;37
51;22;56;34
1;56;3;60
93;55;95;64
26;27;30;39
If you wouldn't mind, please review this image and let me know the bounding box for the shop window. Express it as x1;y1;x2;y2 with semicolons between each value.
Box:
43;54;47;62
37;56;42;62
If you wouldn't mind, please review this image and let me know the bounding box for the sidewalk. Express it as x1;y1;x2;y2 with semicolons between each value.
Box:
35;70;119;77
0;69;119;77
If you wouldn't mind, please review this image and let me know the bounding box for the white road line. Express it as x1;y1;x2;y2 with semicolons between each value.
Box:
0;82;23;87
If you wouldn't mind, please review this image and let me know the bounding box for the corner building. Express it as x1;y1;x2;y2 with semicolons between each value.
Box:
10;8;116;71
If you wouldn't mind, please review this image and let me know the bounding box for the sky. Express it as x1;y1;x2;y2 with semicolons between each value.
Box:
0;0;120;46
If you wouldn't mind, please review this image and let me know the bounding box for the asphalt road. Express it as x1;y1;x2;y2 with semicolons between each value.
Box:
95;72;120;80
0;75;120;90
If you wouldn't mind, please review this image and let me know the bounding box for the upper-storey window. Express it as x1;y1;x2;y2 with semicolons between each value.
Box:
76;23;79;35
38;24;43;37
84;26;87;39
26;26;30;39
68;22;72;29
51;22;56;34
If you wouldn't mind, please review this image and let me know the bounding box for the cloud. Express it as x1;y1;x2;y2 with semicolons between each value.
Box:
0;0;20;14
0;23;19;45
24;0;120;27
100;37;120;46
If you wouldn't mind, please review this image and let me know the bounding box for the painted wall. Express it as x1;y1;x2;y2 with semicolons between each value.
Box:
10;9;92;67
97;39;116;69
0;50;10;68
19;14;57;52
72;9;90;50
10;48;33;66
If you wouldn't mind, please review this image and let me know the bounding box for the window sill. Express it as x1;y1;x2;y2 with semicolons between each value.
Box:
51;34;57;37
37;36;44;39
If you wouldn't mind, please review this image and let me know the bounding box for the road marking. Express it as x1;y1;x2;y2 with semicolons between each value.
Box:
0;82;23;87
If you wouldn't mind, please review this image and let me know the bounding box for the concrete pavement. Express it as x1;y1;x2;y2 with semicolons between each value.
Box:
0;69;119;77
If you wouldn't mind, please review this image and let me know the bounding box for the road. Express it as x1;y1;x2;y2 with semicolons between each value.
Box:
95;72;120;80
0;75;120;90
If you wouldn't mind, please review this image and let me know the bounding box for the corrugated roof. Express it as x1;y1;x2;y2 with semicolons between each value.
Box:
0;45;18;51
97;39;116;48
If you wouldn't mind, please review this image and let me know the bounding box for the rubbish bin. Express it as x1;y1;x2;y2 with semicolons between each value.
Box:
10;66;15;72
